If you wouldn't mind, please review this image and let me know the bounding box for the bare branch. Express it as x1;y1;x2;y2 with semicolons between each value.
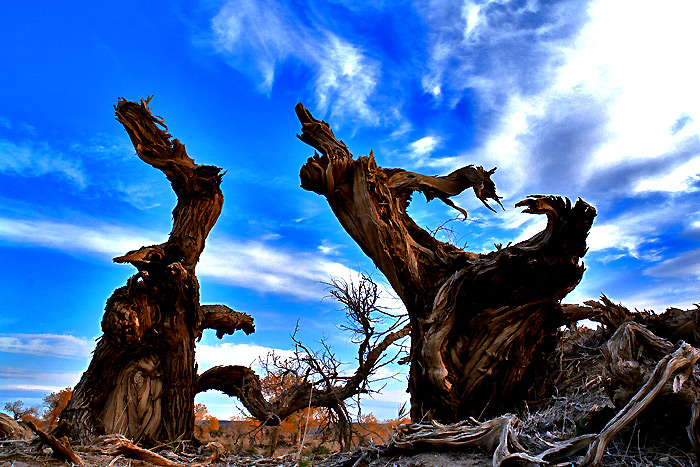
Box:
196;274;410;452
113;98;224;272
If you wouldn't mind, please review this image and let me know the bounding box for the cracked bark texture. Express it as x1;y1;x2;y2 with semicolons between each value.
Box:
60;98;253;443
295;103;596;422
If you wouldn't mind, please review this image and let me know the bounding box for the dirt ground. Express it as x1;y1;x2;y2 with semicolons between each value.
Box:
0;448;491;467
1;447;696;467
0;439;696;466
2;323;699;466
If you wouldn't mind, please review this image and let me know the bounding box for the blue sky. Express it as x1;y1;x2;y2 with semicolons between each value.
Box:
1;0;700;421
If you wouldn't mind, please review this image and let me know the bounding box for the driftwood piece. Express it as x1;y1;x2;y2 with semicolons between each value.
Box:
0;414;31;440
390;417;593;466
581;339;700;466
690;401;700;452
602;321;677;407
25;419;83;465
323;311;699;466
94;434;185;467
192;441;225;467
578;294;700;348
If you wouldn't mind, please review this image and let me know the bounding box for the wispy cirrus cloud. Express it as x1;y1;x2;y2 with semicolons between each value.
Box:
0;214;383;302
0;217;161;258
0;139;87;188
0;366;83;393
405;135;445;167
0;333;94;359
645;248;700;280
0;127;168;210
420;0;584;106
68;134;133;160
409;136;440;157
199;237;361;300
210;0;382;126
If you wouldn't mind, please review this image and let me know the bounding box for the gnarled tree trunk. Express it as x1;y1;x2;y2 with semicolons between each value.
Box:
60;98;254;443
295;104;596;422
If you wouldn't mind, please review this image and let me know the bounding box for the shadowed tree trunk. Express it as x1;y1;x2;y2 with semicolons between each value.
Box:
294;103;597;422
59;98;254;443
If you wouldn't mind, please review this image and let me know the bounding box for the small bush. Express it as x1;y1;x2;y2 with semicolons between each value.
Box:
313;444;331;454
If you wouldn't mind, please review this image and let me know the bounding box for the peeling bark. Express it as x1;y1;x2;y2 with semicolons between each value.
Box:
60;98;249;443
295;103;596;421
200;305;255;339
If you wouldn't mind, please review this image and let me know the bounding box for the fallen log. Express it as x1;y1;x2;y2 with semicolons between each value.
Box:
25;419;83;465
94;434;185;467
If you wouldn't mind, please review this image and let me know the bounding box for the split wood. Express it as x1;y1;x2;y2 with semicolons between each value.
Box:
94;434;185;466
25;419;83;465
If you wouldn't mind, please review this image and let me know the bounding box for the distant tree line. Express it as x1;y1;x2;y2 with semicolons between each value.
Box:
3;387;72;430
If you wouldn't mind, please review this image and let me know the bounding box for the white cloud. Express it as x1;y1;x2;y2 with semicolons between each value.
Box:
0;217;161;259
511;216;547;245
0;384;65;393
402;135;451;169
0;117;36;135
0;139;87;188
199;237;361;300
583;200;693;260
69;134;133;160
318;239;342;255
420;0;700;202
634;152;700;194
587;224;637;254
389;117;413;139
114;181;164;210
408;136;440;158
196;342;296;372
211;0;381;126
200;238;405;306
0;214;391;302
0;367;83;389
211;0;295;92
645;248;700;280
315;35;382;125
0;333;94;359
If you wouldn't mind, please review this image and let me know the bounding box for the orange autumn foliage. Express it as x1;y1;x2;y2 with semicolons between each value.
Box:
260;371;326;445
194;403;220;438
43;388;72;429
